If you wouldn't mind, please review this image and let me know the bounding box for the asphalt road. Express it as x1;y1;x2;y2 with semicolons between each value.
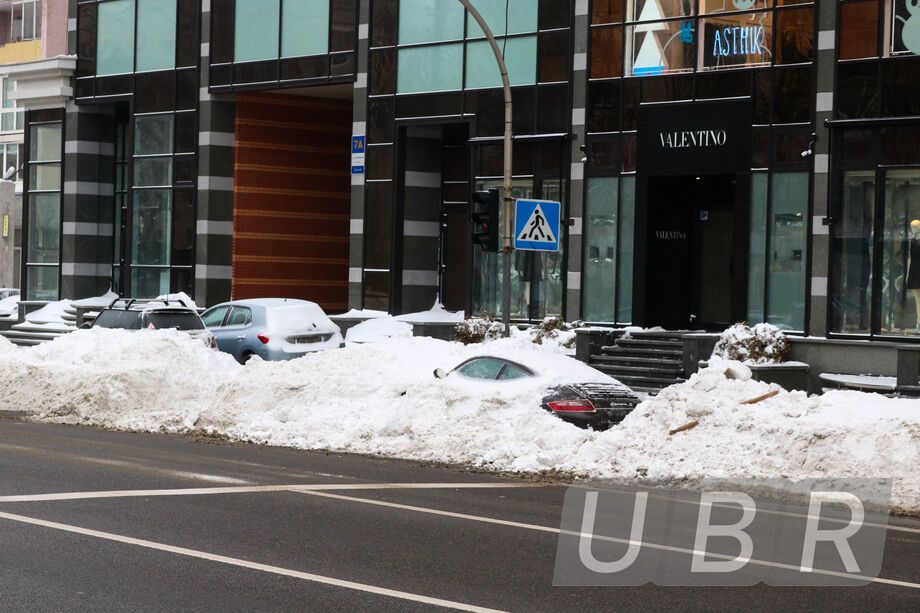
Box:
1;415;919;612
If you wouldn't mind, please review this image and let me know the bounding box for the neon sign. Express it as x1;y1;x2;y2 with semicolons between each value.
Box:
711;25;765;58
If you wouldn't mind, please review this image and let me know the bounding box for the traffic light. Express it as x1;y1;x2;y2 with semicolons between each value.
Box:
470;188;499;252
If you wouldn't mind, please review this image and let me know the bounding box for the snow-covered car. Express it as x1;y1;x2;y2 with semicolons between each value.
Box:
89;299;217;349
0;288;19;300
0;290;19;317
201;298;343;364
434;356;639;431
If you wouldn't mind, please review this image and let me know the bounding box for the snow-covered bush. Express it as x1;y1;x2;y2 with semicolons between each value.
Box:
529;316;583;349
454;317;506;344
712;322;790;364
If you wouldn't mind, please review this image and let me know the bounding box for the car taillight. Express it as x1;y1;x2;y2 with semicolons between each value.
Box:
257;332;270;344
547;399;596;413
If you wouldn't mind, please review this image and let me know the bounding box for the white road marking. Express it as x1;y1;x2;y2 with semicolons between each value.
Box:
295;490;920;591
0;511;506;613
0;482;538;503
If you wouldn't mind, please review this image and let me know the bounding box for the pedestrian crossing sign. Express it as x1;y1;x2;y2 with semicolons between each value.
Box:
514;199;561;252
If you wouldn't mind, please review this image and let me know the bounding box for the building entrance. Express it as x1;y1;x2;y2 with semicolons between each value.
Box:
645;174;737;330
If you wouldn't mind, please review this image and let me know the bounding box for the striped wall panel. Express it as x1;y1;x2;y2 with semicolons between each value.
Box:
232;93;351;312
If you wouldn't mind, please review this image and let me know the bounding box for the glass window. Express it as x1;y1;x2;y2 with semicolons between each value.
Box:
583;177;619;322
134;115;174;156
97;0;136;76
282;0;330;58
26;265;58;301
202;306;230;327
226;306;252;326
134;158;172;187
132;189;171;266
29;164;61;191
467;0;538;37
146;312;205;330
398;0;464;44
700;0;769;13
235;0;281;62
832;171;875;334
465;36;537;88
766;172;808;331
30;123;62;161
27;193;60;264
880;170;920;335
629;20;696;75
11;1;43;42
839;0;879;60
700;12;773;70
748;173;768;323
398;44;463;93
633;0;694;20
617;176;635;323
131;268;170;298
136;0;177;72
455;357;507;379
892;0;920;55
497;362;531;379
775;7;813;64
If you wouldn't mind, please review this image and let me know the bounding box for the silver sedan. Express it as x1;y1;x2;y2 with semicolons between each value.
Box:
201;298;343;363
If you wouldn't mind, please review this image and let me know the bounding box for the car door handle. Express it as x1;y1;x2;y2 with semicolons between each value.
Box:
236;335;246;340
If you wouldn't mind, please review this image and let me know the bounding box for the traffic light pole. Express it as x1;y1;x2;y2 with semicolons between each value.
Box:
459;0;512;337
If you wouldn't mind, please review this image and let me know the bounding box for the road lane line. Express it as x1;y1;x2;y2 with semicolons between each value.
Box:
0;482;538;503
294;490;920;590
0;510;506;613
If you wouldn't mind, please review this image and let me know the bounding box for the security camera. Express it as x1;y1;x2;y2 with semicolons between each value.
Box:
800;149;813;158
1;166;15;181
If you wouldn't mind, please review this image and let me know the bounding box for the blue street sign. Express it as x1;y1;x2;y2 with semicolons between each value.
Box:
351;135;366;174
514;199;561;252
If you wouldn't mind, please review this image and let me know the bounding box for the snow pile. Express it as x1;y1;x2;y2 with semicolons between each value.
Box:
456;316;580;354
396;302;464;324
0;293;18;318
1;334;919;512
0;328;239;430
712;322;790;364
601;359;920;513
155;292;198;310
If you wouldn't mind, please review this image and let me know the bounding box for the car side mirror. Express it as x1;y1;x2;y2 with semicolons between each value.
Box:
433;368;448;380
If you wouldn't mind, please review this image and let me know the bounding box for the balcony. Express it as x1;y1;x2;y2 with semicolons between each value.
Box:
0;0;42;64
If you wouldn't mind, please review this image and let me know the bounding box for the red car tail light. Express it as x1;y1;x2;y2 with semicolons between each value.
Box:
547;399;596;413
257;332;270;344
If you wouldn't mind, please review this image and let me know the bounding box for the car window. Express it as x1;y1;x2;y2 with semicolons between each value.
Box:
91;310;120;328
454;357;507;380
201;306;229;327
226;306;252;327
145;311;205;330
497;363;531;380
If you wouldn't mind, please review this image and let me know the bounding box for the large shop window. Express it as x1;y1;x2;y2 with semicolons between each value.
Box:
395;0;539;94
96;0;178;75
25;121;62;301
234;0;332;62
592;0;813;77
892;0;920;55
131;113;173;298
832;169;920;336
582;176;636;323
747;171;808;331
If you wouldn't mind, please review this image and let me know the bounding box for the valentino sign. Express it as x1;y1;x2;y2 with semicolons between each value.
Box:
658;129;728;149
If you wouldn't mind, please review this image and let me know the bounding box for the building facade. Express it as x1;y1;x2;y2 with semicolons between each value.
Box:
0;0;67;288
12;0;920;342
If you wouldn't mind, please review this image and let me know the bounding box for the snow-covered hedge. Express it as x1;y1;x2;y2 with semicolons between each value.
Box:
712;322;790;364
454;316;582;352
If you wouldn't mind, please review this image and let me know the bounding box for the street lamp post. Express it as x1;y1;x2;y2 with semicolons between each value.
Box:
458;0;513;337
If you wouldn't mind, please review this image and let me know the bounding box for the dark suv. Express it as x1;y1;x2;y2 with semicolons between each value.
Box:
89;298;217;349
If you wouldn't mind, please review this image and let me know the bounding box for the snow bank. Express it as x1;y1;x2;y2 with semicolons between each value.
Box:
345;316;413;345
1;333;919;512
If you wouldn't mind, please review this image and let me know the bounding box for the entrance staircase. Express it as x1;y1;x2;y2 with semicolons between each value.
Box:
588;330;689;395
1;304;78;347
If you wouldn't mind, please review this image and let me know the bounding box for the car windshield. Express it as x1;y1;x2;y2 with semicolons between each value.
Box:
145;312;205;330
93;310;142;330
